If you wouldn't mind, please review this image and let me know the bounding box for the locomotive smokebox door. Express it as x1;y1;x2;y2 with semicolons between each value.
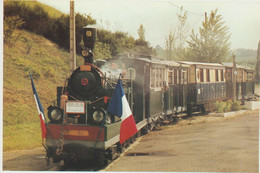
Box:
83;26;97;51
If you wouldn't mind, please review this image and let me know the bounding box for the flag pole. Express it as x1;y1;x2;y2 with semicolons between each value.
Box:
29;72;55;154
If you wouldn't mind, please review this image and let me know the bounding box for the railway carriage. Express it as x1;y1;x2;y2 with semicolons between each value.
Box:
113;55;190;123
108;54;187;130
242;68;255;99
179;61;227;114
163;60;189;115
222;63;255;100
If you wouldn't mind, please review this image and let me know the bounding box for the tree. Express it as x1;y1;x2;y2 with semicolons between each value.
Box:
137;24;145;41
97;29;136;56
4;15;25;45
134;24;154;55
165;8;190;60
186;9;231;63
175;9;190;50
165;31;175;60
94;42;112;60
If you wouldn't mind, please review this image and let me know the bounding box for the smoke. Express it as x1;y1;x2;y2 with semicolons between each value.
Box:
100;60;127;81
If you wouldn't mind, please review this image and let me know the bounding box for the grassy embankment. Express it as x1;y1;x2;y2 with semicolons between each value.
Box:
3;30;83;151
4;0;64;18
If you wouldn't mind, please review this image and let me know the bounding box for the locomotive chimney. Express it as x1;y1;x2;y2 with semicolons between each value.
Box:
81;26;97;64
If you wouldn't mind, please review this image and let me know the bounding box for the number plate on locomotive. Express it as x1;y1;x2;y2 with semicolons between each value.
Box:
66;101;85;114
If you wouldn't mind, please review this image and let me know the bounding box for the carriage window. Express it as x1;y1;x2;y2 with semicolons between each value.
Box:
151;67;165;88
206;69;210;82
220;70;224;81
200;69;204;82
168;71;173;85
178;69;182;84
174;69;178;84
215;69;219;82
151;68;155;87
182;69;187;83
168;71;173;84
156;68;159;87
247;72;253;81
226;69;232;81
159;69;163;87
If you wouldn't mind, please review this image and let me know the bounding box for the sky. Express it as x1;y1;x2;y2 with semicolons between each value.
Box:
38;0;260;50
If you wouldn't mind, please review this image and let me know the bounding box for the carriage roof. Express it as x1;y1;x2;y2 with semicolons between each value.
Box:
178;61;223;67
221;62;252;70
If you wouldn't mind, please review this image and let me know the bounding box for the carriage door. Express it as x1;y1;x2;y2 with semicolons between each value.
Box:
144;63;150;119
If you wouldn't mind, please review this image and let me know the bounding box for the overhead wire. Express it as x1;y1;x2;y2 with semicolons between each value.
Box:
107;1;205;46
167;2;204;16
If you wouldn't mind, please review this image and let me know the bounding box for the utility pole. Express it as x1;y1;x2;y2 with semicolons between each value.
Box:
232;54;237;101
70;0;76;72
256;40;260;83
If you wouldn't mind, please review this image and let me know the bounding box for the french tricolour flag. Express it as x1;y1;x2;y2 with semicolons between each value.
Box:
30;73;47;140
107;79;137;144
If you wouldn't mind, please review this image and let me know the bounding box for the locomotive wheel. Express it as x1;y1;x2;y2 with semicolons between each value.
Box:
135;131;141;138
187;105;192;116
63;158;76;167
130;136;135;143
141;126;149;135
94;150;108;167
200;104;207;114
117;143;125;153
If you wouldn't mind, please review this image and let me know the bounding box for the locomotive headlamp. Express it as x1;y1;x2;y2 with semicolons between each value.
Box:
92;110;105;123
50;109;62;120
48;106;63;123
81;49;89;57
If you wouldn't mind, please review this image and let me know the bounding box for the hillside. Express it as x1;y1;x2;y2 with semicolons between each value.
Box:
3;30;83;151
4;0;63;18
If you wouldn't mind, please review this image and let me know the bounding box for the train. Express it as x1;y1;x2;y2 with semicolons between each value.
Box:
44;26;255;166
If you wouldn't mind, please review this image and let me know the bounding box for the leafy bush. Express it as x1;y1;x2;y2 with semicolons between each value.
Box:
230;100;241;111
4;15;25;45
214;101;226;113
214;100;242;113
223;100;231;112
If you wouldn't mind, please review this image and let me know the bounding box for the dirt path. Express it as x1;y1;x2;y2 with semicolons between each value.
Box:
104;110;259;172
3;147;57;171
3;110;259;171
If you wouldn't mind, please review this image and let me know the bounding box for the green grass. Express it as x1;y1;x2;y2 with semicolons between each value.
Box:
3;30;83;151
3;122;42;151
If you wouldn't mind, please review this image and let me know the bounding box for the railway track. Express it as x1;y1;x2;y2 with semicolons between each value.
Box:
48;136;144;171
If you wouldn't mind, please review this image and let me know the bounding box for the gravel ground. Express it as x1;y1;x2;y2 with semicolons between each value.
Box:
104;110;259;172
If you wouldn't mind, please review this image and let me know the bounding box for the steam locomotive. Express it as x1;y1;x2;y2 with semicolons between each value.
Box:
44;26;255;166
